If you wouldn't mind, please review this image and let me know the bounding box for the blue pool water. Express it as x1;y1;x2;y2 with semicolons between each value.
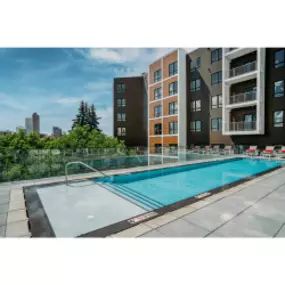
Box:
95;158;283;211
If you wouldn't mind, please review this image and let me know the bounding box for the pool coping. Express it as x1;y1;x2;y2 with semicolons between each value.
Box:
22;156;285;237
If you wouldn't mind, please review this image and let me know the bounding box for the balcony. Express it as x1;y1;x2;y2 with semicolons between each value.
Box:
230;61;256;78
225;61;257;85
224;121;259;135
229;121;256;132
227;90;257;108
225;48;257;60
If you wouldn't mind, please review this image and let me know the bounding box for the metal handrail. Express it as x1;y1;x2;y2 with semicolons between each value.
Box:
65;161;108;185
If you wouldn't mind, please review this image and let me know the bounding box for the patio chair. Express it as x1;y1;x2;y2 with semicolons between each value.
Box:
245;146;259;156
192;146;201;153
211;145;220;154
202;145;212;155
276;146;285;159
261;146;276;158
221;145;233;155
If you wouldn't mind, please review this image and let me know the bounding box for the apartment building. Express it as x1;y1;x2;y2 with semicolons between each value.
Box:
222;48;285;147
187;48;285;149
113;75;148;147
113;48;285;151
148;49;187;153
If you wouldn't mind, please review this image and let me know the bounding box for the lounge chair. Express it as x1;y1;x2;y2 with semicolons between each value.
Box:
211;145;220;154
202;145;212;155
261;146;276;158
192;146;201;153
276;146;285;159
221;145;234;155
245;146;259;156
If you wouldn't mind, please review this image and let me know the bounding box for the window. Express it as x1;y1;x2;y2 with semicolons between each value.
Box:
190;57;201;71
154;69;161;82
274;80;284;97
190;120;201;132
117;98;126;107
169;81;178;96
169;121;178;134
211;71;222;85
155;144;162;153
211;48;222;63
116;83;126;93
169;61;178;76
117;127;126;136
154;123;162;135
190;79;201;92
274;49;285;68
211;118;222;131
274;110;284;127
169;101;178;115
117;113;126;121
191;100;201;112
154;105;162;117
154;87;162;100
211;94;222;109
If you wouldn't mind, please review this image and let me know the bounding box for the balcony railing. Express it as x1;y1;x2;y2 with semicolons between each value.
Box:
229;90;256;105
229;61;257;78
228;121;257;132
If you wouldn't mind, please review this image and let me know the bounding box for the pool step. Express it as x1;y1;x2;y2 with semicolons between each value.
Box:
100;182;163;211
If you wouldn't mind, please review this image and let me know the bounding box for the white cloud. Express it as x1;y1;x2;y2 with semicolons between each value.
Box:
97;106;113;136
84;81;112;92
52;96;89;105
0;92;27;110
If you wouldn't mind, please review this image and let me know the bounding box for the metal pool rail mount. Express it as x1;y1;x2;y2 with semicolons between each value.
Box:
65;161;108;185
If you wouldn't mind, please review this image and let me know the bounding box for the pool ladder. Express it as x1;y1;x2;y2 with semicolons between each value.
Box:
65;161;108;185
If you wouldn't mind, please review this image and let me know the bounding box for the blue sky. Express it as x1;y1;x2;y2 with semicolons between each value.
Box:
0;48;171;135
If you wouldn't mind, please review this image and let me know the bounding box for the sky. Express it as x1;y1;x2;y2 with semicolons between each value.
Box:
0;48;172;135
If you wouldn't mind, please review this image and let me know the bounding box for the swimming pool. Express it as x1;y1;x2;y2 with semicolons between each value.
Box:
25;157;284;237
96;158;284;211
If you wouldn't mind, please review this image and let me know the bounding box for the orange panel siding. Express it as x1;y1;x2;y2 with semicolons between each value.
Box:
163;116;178;135
149;83;162;102
149;60;162;85
162;50;178;79
163;76;178;98
149;119;162;136
163;97;178;116
163;136;178;146
149;102;162;119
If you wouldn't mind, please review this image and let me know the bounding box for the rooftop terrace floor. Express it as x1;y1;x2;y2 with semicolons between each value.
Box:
1;155;285;238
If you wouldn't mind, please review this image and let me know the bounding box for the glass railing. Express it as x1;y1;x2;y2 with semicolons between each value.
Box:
229;90;256;104
228;121;257;132
230;61;257;77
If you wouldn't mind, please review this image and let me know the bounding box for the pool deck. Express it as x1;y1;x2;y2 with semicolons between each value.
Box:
1;155;285;237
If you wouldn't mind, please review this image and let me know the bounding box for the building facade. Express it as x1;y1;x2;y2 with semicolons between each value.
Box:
52;126;62;138
32;112;40;134
113;48;285;152
25;117;33;134
148;49;187;154
113;75;148;147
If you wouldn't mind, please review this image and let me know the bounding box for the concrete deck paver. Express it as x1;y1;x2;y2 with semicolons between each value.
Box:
155;219;210;237
144;214;178;229
140;229;165;238
5;220;30;237
275;224;285;237
0;203;9;215
211;220;270;237
0;225;6;237
7;210;28;224
228;213;283;237
112;224;152;238
0;213;7;227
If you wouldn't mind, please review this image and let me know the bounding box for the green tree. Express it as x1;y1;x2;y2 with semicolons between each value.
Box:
72;100;88;129
87;104;101;132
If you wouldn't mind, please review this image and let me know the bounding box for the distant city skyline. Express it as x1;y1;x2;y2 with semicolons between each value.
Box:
0;48;173;135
